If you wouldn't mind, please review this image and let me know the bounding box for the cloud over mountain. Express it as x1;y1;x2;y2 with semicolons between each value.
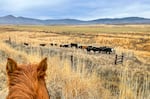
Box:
0;0;150;20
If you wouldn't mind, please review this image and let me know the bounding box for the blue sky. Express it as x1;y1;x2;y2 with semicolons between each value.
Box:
0;0;150;20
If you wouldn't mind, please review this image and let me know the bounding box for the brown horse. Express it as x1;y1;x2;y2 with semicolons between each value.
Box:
6;58;50;99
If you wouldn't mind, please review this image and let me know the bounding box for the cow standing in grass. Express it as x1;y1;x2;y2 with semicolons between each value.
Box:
70;43;78;48
24;43;29;46
40;44;46;47
102;47;113;54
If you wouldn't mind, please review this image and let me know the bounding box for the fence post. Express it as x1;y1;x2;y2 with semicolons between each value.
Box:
115;54;117;65
71;55;73;68
121;53;124;63
59;52;63;60
9;37;11;44
40;47;43;56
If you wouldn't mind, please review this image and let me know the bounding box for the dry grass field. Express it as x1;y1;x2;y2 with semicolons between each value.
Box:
0;25;149;99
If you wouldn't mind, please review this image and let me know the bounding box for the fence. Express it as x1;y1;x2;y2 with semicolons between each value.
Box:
114;53;124;65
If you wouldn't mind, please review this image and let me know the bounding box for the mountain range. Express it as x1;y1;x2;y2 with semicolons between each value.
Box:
0;15;150;25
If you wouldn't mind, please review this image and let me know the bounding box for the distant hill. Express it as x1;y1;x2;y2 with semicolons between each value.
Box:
90;17;150;24
0;15;43;25
0;15;150;25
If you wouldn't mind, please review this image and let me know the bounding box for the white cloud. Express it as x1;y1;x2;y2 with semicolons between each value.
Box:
79;1;150;20
0;0;69;12
0;0;150;19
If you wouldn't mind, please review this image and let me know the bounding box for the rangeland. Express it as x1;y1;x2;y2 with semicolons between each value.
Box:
0;25;149;99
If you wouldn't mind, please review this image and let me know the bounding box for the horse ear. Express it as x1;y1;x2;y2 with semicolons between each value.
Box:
6;58;17;74
37;57;47;77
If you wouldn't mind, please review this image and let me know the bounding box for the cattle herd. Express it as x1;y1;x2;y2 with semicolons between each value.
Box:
59;43;114;54
23;42;114;54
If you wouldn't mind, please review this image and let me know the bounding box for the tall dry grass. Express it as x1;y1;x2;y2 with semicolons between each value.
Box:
0;25;149;99
0;41;113;99
0;41;149;99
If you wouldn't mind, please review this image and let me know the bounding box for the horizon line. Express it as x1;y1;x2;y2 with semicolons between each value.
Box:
1;14;150;21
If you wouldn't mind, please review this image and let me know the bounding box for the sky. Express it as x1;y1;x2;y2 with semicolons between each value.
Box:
0;0;150;20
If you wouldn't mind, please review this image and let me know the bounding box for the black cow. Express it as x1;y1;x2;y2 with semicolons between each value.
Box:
99;47;107;53
70;43;78;48
91;47;100;53
63;45;69;48
50;43;54;46
102;47;113;54
60;44;69;48
86;46;93;52
78;46;84;49
24;43;29;46
60;45;63;47
39;44;46;46
54;44;57;46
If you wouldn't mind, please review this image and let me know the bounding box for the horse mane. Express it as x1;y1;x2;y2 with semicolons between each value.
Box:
6;58;49;99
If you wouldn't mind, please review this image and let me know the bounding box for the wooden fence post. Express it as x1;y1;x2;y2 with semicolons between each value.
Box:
115;54;117;65
40;47;43;56
9;37;11;44
121;53;124;63
114;53;124;65
71;55;73;68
